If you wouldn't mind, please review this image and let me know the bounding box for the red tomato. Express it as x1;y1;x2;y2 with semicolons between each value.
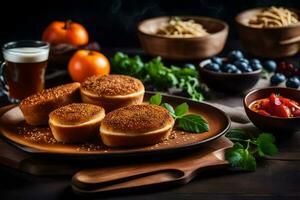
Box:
261;99;272;113
261;99;270;108
274;104;291;118
257;110;271;116
279;96;300;109
293;109;300;117
250;93;299;118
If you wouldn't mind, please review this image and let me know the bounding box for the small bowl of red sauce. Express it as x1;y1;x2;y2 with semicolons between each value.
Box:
244;87;300;133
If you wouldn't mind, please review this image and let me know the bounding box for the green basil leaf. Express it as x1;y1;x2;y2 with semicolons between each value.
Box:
257;133;275;143
178;114;209;133
258;142;278;157
225;144;244;167
226;128;251;140
162;103;176;118
225;146;256;171
166;73;178;86
149;93;162;105
256;133;278;156
241;151;257;171
175;103;189;117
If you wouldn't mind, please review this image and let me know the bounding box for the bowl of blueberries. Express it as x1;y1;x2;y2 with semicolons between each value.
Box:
199;50;264;93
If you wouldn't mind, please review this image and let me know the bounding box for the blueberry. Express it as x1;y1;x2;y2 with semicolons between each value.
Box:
184;63;196;69
228;50;244;61
238;58;249;64
234;61;249;72
286;76;300;88
243;67;253;73
231;69;242;74
222;64;238;73
235;69;242;74
263;60;277;72
204;63;220;72
270;73;286;85
211;57;223;65
251;62;263;71
249;59;261;66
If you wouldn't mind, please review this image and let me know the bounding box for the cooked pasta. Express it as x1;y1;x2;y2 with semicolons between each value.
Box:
156;17;209;38
248;6;299;28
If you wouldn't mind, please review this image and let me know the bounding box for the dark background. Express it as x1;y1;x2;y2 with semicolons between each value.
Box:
1;0;300;48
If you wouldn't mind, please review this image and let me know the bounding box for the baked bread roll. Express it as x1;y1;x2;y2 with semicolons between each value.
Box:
80;75;145;112
20;82;81;126
100;104;174;147
49;103;105;143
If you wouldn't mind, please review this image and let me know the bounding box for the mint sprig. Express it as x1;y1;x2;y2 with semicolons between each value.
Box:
149;93;209;133
225;129;278;171
149;93;162;105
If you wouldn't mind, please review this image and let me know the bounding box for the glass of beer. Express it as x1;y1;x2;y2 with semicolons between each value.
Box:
1;40;50;101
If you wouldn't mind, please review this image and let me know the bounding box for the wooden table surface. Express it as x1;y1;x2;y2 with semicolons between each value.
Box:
1;44;300;200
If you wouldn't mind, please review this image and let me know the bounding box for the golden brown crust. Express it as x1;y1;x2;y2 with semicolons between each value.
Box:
80;75;144;97
49;103;105;143
101;104;174;133
19;83;81;126
80;75;145;112
49;103;104;125
20;83;80;107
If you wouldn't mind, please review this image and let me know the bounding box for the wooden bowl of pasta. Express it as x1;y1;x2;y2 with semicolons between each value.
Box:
236;7;300;58
137;16;228;61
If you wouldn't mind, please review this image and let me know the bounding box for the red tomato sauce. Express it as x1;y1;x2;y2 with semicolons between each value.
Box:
249;93;300;118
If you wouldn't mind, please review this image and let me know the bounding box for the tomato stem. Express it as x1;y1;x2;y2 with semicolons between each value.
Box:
63;20;72;29
88;51;94;56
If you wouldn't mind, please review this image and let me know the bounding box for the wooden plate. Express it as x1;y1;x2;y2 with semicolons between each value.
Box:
0;93;230;159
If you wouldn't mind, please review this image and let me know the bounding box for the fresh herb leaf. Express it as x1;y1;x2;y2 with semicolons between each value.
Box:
241;150;257;171
178;114;209;133
225;129;278;171
225;143;256;171
256;133;278;156
225;143;245;167
257;132;275;143
175;103;189;117
149;93;209;133
111;52;144;77
149;93;162;105
111;52;205;101
161;103;176;118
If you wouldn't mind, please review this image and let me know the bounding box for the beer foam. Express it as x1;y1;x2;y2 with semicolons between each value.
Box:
3;47;49;63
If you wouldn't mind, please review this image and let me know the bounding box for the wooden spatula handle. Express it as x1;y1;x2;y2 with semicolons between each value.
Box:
72;149;228;193
73;163;171;188
73;168;184;193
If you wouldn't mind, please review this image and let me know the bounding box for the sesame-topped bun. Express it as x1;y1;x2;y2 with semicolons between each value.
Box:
100;104;174;147
49;103;105;143
20;82;81;126
80;75;145;112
